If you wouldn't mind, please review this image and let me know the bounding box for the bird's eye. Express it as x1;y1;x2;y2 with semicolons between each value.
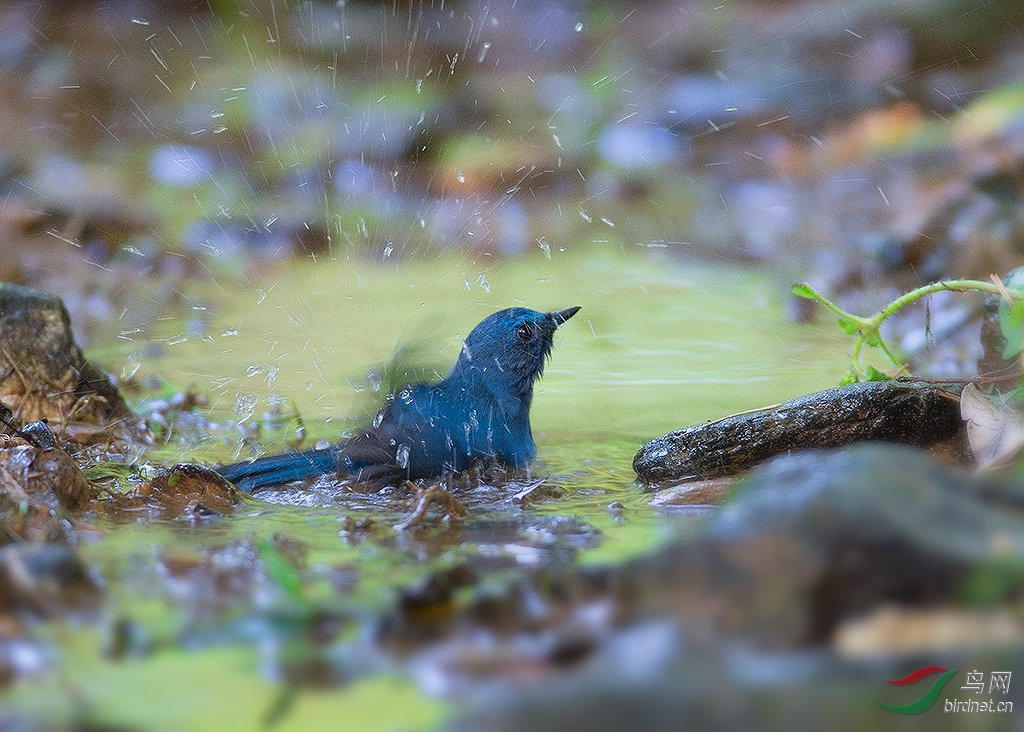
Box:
515;322;537;341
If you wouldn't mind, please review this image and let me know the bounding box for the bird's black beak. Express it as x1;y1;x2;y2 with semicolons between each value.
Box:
549;306;581;327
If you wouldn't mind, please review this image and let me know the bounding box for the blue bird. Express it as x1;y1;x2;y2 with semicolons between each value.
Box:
218;306;580;492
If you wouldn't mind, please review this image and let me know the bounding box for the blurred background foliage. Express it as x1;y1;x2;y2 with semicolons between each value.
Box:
3;0;1024;316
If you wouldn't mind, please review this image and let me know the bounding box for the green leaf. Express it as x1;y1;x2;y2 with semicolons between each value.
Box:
865;365;891;382
958;559;1024;605
1000;298;1024;359
263;685;300;729
1010;297;1024;327
83;463;137;481
837;318;858;335
791;283;817;299
257;538;305;602
864;332;881;347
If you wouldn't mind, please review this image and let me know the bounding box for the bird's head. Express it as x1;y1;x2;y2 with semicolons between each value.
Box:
453;306;580;410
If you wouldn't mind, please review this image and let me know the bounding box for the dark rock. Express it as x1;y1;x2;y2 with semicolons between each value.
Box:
622;445;1024;646
633;380;967;485
713;444;1023;563
0;282;131;424
17;420;57;450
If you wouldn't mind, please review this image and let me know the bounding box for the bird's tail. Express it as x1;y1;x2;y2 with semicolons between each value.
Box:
217;448;338;493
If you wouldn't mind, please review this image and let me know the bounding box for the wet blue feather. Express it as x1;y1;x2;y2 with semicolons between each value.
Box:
217;306;579;492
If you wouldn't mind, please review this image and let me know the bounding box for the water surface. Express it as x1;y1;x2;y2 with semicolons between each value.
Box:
14;247;852;730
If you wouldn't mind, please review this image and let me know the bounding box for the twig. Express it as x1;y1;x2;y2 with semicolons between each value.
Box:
393;482;467;531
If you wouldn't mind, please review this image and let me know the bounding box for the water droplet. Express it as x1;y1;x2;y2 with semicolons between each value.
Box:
575;21;584;32
221;328;238;337
395;443;410;469
372;410;384;429
399;389;413;404
246;364;263;377
536;237;552;259
579;208;592;223
235;394;257;422
601;217;615;227
383;244;394;258
477;42;491;63
456;170;466;183
121;353;141;380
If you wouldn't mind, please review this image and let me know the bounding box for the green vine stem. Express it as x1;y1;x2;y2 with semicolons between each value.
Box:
792;279;1024;384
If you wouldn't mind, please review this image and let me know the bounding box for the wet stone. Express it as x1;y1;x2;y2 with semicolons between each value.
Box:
633;380;968;485
647;478;732;507
522;515;602;551
0;423;96;528
143;463;241;518
0;282;131;425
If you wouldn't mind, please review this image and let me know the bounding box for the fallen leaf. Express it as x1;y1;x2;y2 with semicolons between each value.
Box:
960;383;1024;469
